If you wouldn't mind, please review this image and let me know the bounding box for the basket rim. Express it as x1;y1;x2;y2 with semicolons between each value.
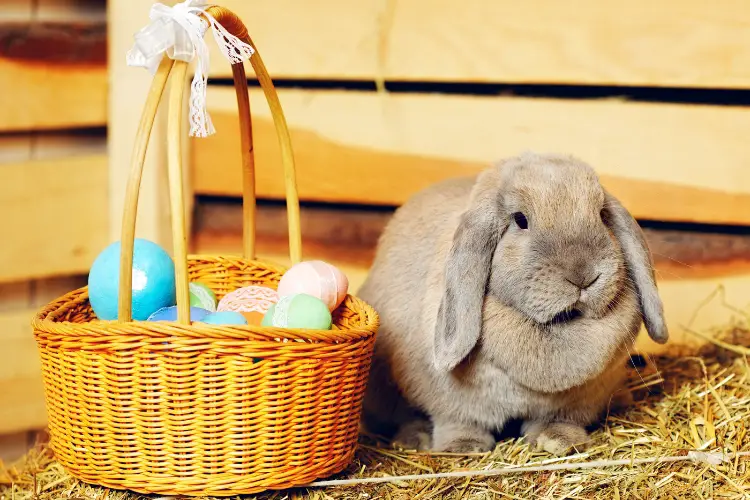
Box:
31;254;379;344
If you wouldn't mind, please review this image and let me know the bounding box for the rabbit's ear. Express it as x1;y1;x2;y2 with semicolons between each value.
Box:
434;170;507;371
603;191;669;344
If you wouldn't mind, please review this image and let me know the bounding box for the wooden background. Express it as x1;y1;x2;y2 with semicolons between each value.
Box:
0;0;108;462
1;0;749;463
197;0;750;226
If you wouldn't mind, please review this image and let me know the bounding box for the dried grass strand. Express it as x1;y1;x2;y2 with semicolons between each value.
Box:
307;451;750;488
685;326;750;356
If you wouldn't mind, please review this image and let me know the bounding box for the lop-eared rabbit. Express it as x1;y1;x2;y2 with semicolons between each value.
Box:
358;152;668;455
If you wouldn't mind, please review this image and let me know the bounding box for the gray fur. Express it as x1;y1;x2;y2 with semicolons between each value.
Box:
358;152;668;455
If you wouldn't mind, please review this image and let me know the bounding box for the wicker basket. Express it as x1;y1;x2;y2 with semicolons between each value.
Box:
30;5;378;497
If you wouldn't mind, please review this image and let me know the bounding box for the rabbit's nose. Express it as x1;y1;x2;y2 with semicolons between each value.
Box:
565;272;600;290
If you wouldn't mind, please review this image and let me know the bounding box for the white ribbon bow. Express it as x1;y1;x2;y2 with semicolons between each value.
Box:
126;0;255;137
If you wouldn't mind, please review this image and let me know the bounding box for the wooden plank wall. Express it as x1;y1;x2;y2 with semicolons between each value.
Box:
204;0;750;87
193;89;750;226
0;0;107;459
195;0;750;226
0;0;106;130
190;0;750;354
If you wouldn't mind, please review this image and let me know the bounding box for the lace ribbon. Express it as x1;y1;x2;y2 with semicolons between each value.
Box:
126;0;255;137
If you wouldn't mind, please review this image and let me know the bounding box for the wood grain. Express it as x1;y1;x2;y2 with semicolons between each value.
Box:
31;275;88;308
0;281;32;314
32;129;106;159
0;308;47;433
0;5;107;132
0;57;106;131
0;275;88;434
206;0;381;80
0;0;32;23
107;0;178;249
0;277;87;436
0;154;108;282
36;0;106;23
0;129;104;431
0;133;32;163
207;0;750;88
0;431;33;464
0;24;106;63
192;88;750;225
0;276;89;434
384;0;750;88
0;0;105;24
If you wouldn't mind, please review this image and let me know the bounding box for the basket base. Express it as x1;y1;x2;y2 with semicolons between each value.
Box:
51;441;357;497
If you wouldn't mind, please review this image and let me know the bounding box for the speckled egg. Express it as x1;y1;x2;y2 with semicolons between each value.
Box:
261;293;332;330
276;260;348;312
147;305;211;322
217;285;278;314
189;281;217;312
88;238;176;321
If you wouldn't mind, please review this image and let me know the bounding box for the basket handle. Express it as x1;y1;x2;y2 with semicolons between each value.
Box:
116;6;302;324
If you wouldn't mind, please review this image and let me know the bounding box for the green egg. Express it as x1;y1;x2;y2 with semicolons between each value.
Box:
261;293;332;330
189;281;217;312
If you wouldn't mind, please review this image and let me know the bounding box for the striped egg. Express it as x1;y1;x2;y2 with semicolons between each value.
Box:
276;260;349;312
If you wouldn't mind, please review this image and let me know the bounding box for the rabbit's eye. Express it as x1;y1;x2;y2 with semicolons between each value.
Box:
600;207;610;225
513;212;529;230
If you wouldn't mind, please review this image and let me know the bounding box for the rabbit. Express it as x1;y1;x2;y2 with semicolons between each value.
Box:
357;151;668;456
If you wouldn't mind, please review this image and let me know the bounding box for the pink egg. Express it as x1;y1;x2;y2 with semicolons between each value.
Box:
217;285;278;314
277;260;349;312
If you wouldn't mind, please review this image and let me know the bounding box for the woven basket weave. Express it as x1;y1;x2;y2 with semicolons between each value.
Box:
30;5;378;497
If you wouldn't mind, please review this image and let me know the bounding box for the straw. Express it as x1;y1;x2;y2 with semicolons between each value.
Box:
4;323;749;499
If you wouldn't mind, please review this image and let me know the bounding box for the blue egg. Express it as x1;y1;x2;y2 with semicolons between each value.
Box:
147;305;211;322
88;238;177;321
200;311;248;325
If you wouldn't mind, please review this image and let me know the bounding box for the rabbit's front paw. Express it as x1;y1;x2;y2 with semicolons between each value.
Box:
432;418;495;453
439;437;495;453
522;421;591;456
393;419;432;451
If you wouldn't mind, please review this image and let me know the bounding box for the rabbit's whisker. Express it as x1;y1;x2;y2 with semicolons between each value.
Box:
624;341;649;390
653;268;686;281
650;251;696;270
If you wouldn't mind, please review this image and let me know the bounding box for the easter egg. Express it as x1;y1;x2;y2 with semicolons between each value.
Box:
217;285;278;314
261;293;332;330
147;305;211;322
241;310;265;326
189;282;217;311
200;311;248;325
88;238;176;321
277;260;348;312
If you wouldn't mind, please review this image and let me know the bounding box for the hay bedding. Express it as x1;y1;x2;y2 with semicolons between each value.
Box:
2;327;749;500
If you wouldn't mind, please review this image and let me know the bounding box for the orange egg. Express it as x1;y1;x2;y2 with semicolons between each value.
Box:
241;310;265;326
